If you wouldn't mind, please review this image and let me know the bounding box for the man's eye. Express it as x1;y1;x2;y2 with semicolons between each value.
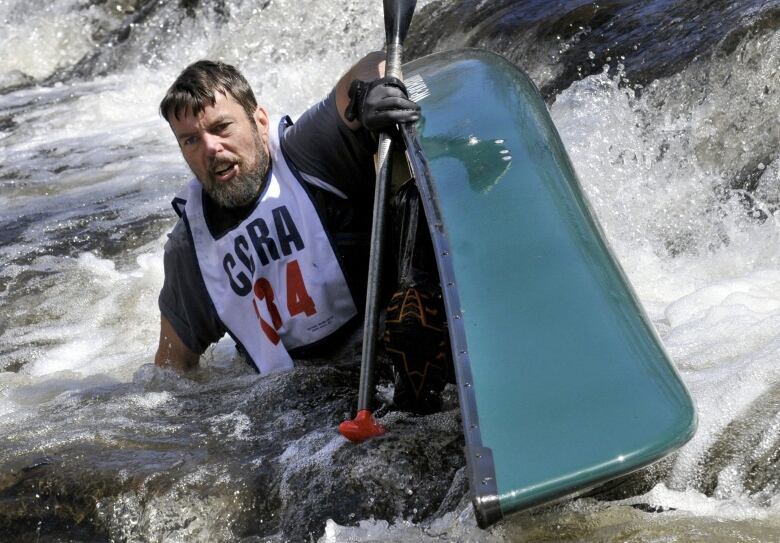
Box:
182;136;198;146
214;123;230;133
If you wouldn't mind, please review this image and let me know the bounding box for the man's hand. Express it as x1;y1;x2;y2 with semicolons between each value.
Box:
155;315;200;372
344;77;421;132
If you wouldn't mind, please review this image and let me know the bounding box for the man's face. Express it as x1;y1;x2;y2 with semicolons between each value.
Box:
169;91;270;208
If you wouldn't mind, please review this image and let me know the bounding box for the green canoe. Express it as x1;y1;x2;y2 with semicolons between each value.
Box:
399;49;697;527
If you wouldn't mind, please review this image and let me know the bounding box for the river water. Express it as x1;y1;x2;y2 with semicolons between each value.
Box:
1;0;779;541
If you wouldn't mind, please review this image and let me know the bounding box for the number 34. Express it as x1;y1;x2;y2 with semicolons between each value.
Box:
251;259;316;344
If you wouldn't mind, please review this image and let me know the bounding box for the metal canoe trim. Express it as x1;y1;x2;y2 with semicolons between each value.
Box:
400;123;502;529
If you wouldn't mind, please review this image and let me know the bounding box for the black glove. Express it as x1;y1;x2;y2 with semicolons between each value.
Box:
344;76;421;132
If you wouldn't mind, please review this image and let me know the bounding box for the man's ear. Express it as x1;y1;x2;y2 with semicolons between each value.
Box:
254;105;270;145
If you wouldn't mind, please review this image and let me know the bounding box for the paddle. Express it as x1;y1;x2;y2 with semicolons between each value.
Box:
339;0;417;443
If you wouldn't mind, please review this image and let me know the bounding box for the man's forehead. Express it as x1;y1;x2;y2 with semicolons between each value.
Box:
170;92;245;129
196;91;243;118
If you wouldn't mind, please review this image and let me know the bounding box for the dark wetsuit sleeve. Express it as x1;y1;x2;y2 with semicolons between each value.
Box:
281;89;377;199
158;220;226;354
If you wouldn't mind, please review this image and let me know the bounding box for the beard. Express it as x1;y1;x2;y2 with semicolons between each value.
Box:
203;128;269;208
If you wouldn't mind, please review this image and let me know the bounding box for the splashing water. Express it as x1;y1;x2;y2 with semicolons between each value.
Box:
1;0;780;540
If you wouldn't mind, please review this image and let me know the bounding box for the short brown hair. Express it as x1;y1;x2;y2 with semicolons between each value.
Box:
160;60;258;122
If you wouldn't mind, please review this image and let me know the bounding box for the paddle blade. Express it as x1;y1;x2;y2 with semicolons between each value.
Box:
339;409;386;443
384;0;417;45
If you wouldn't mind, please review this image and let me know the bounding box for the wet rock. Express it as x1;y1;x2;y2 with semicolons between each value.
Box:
0;454;114;541
693;382;780;504
0;362;468;541
0;70;36;93
276;410;465;540
405;0;776;102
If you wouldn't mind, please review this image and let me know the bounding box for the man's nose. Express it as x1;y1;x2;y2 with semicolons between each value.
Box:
203;133;224;156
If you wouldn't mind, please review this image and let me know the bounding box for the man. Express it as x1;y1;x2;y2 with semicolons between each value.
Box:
155;53;451;412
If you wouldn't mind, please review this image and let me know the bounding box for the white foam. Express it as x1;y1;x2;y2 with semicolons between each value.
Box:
3;246;162;383
319;507;501;543
206;410;253;441
623;483;779;520
0;2;99;81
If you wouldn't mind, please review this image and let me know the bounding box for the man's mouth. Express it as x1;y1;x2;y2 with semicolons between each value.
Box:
212;162;238;183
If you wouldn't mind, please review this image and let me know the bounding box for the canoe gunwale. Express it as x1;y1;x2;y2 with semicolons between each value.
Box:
400;124;502;528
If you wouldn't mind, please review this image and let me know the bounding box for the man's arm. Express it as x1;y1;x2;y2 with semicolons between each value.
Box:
155;315;200;371
335;51;385;130
154;221;225;372
336;51;420;133
281;50;420;200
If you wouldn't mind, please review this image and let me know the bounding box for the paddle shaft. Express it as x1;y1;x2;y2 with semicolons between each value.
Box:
356;1;414;412
356;134;391;411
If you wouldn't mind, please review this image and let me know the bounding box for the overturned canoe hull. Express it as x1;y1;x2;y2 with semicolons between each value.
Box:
400;49;696;527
